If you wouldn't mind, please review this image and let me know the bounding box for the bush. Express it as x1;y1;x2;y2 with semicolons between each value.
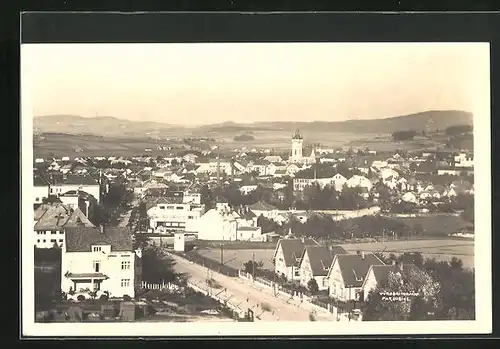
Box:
76;295;86;302
99;294;109;301
123;294;132;301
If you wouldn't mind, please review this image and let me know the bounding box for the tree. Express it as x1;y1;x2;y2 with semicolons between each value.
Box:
307;279;319;294
133;233;151;250
141;246;185;284
392;130;418;141
363;265;442;321
243;260;263;276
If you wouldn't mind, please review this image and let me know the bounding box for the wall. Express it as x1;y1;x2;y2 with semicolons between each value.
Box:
361;269;378;302
35;230;65;249
33;186;49;204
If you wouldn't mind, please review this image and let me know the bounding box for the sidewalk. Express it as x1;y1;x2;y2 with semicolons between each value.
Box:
235;277;337;321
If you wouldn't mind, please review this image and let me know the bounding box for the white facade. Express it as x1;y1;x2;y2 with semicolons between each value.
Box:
273;244;300;281
174;233;186;252
298;250;329;291
454;153;473;168
194;209;238;241
346;175;372;191
61;244;138;299
147;202;205;232
236;227;263;241
183;193;202;204
34;185;50;204
51;184;100;203
290;137;303;163
35;230;65;249
327;258;362;302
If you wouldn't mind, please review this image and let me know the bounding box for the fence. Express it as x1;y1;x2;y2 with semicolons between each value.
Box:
179;251;240;277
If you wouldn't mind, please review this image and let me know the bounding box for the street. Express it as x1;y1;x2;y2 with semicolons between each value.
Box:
169;253;336;322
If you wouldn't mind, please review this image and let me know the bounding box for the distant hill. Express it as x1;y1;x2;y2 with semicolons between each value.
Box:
33;110;473;137
252;110;473;134
33;114;186;138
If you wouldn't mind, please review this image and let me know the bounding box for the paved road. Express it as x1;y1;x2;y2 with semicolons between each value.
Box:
169;253;335;322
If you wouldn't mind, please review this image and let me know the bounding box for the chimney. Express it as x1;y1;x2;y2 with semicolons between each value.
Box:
100;225;105;234
361;251;365;260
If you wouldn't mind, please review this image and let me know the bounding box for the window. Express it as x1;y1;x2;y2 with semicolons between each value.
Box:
167;206;174;209
188;216;194;219
93;260;101;273
59;231;64;234
51;231;56;234
59;239;63;243
159;205;165;209
37;239;40;243
121;261;131;270
121;279;130;287
43;239;46;243
121;255;130;258
35;197;40;202
50;239;56;243
176;206;183;210
322;278;328;287
93;246;102;252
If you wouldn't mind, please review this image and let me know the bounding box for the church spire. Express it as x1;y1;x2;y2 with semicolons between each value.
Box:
292;128;303;140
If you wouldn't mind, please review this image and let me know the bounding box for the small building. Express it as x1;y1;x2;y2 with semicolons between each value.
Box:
298;245;347;291
174;232;186;252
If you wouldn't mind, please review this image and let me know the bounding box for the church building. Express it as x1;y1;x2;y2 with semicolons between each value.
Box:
288;129;317;165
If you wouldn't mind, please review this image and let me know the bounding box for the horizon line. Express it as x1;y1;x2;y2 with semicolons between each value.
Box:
33;109;473;127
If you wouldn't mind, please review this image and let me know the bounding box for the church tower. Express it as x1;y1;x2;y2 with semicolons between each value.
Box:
290;128;303;162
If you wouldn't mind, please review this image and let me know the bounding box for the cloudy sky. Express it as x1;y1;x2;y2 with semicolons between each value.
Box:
22;43;489;125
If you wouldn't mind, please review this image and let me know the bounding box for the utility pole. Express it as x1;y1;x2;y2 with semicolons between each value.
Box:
216;145;221;188
252;252;255;279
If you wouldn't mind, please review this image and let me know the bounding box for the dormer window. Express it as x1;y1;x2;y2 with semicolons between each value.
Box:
92;246;102;252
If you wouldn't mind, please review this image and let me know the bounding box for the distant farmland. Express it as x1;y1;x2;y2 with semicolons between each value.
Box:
33;133;181;157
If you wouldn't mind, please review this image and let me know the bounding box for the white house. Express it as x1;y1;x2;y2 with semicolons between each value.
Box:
327;252;385;302
346;175;372;191
33;174;50;205
34;203;95;249
236;226;263;241
454;153;473;168
61;226;141;299
298;245;347;291
361;263;418;302
332;173;347;191
272;238;318;281
248;201;279;220
239;185;258;195
401;192;418;204
147;200;205;233
49;174;101;203
194;208;239;240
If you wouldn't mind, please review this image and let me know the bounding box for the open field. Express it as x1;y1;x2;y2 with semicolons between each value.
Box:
200;238;474;271
32;129;444;157
33;133;183;158
382;214;472;236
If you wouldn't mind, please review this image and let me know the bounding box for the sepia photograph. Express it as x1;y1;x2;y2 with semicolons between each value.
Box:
21;42;491;336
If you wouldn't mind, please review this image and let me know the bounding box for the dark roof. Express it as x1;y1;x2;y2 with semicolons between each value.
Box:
249;201;278;211
335;253;386;287
301;245;347;277
65;226;133;252
292;129;303;140
275;238;319;267
34;204;95;230
34;174;50;187
50;174;99;186
369;263;419;288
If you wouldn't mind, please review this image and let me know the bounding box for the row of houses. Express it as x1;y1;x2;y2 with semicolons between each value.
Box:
272;238;412;303
33;172;104;205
